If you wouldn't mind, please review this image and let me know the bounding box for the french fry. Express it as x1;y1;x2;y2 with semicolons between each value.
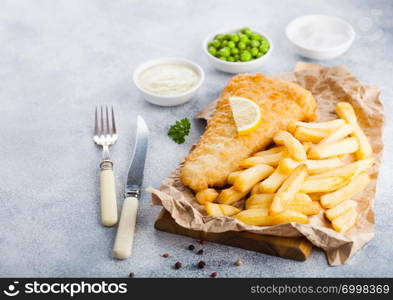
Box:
271;209;309;225
217;187;249;205
196;188;219;205
245;193;275;209
227;171;242;185
308;137;359;159
325;200;358;221
309;157;374;180
270;165;308;215
287;121;297;133
234;209;308;226
319;124;354;144
259;168;288;193
205;202;240;217
293;192;312;204
234;164;274;192
288;201;322;216
279;157;343;174
250;183;262;195
253;146;285;156
308;193;322;201
336;102;372;159
294;126;328;143
320;172;370;208
205;202;223;216
240;150;287;168
233;208;270;226
296;119;345;131
220;204;241;216
331;207;358;233
300;176;347;193
302;142;313;153
274;131;307;161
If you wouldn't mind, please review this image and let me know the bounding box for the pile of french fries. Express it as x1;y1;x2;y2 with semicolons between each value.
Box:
196;102;374;234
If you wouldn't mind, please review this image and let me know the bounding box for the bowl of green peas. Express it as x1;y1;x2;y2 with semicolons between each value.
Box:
203;27;272;73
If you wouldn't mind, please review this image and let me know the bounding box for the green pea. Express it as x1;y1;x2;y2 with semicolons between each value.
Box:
234;54;240;61
251;33;262;41
212;40;220;48
256;51;264;58
208;46;217;56
218;47;230;57
238;42;246;50
240;51;252;61
250;40;260;48
239;35;249;44
241;27;251;35
227;56;235;62
227;41;235;48
222;40;228;47
231;47;239;55
250;47;259;57
230;34;240;42
260;40;270;54
215;34;226;41
219;56;227;61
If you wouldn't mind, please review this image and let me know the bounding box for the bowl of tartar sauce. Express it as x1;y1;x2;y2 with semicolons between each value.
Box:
133;58;205;106
285;15;355;60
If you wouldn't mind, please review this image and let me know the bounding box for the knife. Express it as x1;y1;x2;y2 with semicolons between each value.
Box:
112;115;149;259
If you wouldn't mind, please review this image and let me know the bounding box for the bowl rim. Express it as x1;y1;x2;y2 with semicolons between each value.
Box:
202;27;273;65
285;14;355;53
133;57;205;99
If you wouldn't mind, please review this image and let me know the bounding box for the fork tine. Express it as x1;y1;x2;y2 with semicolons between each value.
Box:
94;106;99;135
100;105;105;135
105;105;111;135
111;105;117;135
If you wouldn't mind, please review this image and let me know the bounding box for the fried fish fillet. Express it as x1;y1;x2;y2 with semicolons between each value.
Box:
180;74;317;191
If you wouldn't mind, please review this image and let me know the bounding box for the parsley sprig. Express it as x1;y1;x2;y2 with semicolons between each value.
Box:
168;118;191;144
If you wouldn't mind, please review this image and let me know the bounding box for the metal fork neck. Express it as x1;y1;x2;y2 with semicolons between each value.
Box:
102;145;110;161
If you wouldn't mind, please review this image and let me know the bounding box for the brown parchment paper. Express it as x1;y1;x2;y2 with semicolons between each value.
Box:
147;63;384;266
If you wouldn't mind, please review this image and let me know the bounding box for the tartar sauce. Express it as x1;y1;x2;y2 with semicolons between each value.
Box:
138;64;199;96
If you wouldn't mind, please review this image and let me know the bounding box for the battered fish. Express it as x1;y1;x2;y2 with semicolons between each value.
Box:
180;74;317;191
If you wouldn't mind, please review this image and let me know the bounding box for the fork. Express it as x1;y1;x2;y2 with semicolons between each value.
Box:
93;105;118;226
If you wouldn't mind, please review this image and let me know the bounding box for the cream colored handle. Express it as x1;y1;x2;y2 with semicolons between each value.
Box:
100;168;118;226
112;197;139;259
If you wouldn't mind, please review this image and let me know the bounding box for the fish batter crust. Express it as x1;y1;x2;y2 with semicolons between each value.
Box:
180;74;317;191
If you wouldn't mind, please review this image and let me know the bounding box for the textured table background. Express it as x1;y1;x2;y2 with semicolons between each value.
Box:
0;0;392;277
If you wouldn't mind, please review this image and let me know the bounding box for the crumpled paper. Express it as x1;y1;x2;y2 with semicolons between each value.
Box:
147;63;384;266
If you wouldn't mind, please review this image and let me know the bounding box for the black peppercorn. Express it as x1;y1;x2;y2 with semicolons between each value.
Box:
174;262;182;269
188;244;195;251
197;261;206;269
197;249;204;255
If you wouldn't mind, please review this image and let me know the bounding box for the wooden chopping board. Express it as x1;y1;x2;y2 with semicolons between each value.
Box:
154;209;313;261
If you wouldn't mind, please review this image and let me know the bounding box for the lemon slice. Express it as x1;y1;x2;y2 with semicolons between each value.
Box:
229;96;262;135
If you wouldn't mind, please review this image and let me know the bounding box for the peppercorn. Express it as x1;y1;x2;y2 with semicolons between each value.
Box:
188;244;195;251
234;259;243;266
197;249;204;255
174;262;182;269
210;272;217;278
197;261;206;269
197;240;205;245
128;272;135;278
162;253;169;258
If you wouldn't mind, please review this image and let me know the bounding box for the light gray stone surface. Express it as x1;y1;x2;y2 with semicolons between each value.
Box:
0;0;392;277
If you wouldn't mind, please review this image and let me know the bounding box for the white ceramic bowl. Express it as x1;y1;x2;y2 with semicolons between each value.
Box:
133;57;205;106
286;15;355;60
203;27;273;74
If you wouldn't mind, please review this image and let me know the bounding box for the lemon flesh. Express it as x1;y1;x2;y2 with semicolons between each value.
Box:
229;96;262;135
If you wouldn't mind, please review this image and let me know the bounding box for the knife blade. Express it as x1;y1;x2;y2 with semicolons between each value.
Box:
125;115;149;196
113;115;149;260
